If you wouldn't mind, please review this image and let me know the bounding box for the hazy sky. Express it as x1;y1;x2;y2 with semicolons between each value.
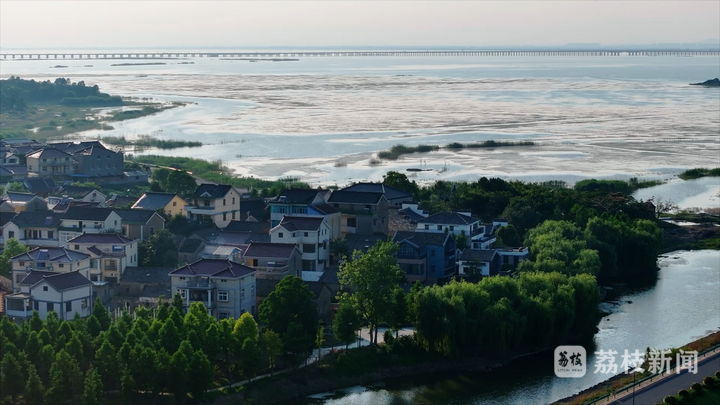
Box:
1;1;719;49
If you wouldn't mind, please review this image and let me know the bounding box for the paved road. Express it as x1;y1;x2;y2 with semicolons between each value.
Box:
611;351;720;405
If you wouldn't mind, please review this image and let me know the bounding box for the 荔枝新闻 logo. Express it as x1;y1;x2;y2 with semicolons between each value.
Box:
555;345;586;378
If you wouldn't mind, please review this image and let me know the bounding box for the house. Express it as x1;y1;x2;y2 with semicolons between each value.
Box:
72;143;124;178
392;231;458;284
10;247;91;292
106;194;139;209
26;148;75;179
457;249;502;278
497;247;530;269
202;244;244;262
169;258;257;319
270;216;331;281
67;233;139;284
270;188;340;238
52;185;106;205
0;165;27;182
124;170;150;184
223;220;271;242
238;197;267;222
2;192;48;212
3;211;64;247
113;209;165;241
305;281;333;321
0;276;11;315
416;211;491;249
178;238;206;265
132;192;186;217
340;182;414;206
327;190;389;235
186;184;243;228
242;242;302;280
4;270;93;320
116;267;173;309
59;207;122;243
23;177;58;197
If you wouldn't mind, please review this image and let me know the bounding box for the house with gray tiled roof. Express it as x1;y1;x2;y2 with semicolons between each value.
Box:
131;192;186;217
67;233;138;284
117;267;173;308
113;209;165;241
72;143;124;178
340;182;413;206
2;191;48;212
169;258;256;319
59;207;122;243
23;177;59;197
178;238;206;265
4;270;92;320
186;184;243;228
10;247;91;292
416;211;493;249
242;242;302;280
392;230;458;284
270;188;341;239
457;249;502;278
270;216;331;281
4;211;64;247
26;147;75;179
327;190;389;236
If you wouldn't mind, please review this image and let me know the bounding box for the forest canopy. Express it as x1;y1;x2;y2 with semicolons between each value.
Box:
0;77;123;113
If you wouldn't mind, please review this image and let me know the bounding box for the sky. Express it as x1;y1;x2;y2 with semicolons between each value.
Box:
1;0;719;50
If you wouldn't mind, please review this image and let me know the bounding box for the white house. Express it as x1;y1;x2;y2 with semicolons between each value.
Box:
457;249;500;278
416;211;494;249
270;216;330;281
3;211;64;248
10;246;91;292
59;207;122;245
67;233;138;284
185;184;243;228
4;270;93;320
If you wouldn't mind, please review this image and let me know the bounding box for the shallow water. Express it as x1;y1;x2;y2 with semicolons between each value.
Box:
302;250;720;405
2;55;719;186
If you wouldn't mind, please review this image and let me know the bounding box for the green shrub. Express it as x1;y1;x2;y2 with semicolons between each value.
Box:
706;376;718;387
664;395;678;404
678;389;690;399
691;382;703;393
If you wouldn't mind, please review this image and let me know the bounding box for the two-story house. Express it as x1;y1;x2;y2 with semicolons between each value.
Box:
4;270;93;320
72;143;124;178
3;211;64;247
51;185;107;205
392;231;457;284
270;216;331;281
327;190;389;236
2;192;48;212
186;184;242;228
169;258;257;319
269;189;340;238
416;211;491;249
67;233;138;284
242;242;302;280
26;148;75;179
132;192;187;217
10;247;91;292
113;209;165;241
59;207;122;245
340;183;414;207
457;249;501;278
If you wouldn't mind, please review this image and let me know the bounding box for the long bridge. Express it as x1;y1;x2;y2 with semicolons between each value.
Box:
1;49;719;60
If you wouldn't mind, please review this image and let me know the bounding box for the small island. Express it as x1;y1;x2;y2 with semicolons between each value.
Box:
690;78;720;87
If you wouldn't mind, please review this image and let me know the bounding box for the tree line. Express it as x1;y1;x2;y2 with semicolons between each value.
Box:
0;277;320;404
0;77;122;113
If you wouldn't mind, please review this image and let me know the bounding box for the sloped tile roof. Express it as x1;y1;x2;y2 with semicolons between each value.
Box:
121;267;173;284
5;192;37;203
310;203;340;215
19;270;57;286
327;190;384;205
224;220;270;234
27;148;74;159
67;233;134;244
131;192;181;210
459;249;497;262
243;242;297;259
392;231;450;248
192;184;232;199
418;211;480;225
169;258;255;278
10;211;64;228
11;246;89;263
276;216;324;232
275;188;321;204
39;271;92;291
178;238;204;253
63;207;115;221
340;183;412;200
113;209;161;224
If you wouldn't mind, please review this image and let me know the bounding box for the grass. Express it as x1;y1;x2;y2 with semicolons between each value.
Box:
128;154;310;191
101;135;202;149
678;168;720;180
376;140;536;160
574;178;664;195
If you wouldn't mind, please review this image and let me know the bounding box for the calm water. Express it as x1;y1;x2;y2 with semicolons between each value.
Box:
304;250;720;405
1;55;719;187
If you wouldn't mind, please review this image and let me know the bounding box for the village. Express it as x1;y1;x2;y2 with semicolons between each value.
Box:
0;137;529;323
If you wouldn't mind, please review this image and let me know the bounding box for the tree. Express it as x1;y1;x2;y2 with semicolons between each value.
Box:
455;231;468;249
91;297;111;331
233;312;259;347
82;367;103;405
261;330;283;376
316;323;325;360
167;350;190;399
338;241;403;344
382;171;419;196
283;321;313;367
24;363;45;405
0;238;30;277
120;367;135;404
240;338;262;380
151;167;171;189
389;287;407;338
159;318;182;354
259;275;318;361
333;300;361;349
0;352;24;400
139;229;178;267
496;225;522;247
45;350;82;403
165;170;196;196
94;339;118;391
172;292;184;312
189;350;214;398
6;181;26;192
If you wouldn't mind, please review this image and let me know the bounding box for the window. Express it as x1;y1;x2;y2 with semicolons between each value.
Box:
449;226;454;231
16;274;24;284
220;279;227;283
42;167;47;172
47;302;54;312
75;244;80;250
278;232;284;238
218;291;229;302
223;199;226;206
125;287;130;293
150;227;155;235
179;276;186;280
241;288;245;300
219;312;230;319
37;262;46;268
437;225;442;230
430;250;436;257
232;211;236;219
251;285;255;296
65;301;72;312
58;263;64;268
431;265;436;273
173;201;177;207
8;231;14;239
34;301;39;311
303;244;316;253
48;231;54;239
232;197;235;204
304;232;309;237
19;261;24;266
179;289;187;299
223;213;227;221
204;200;210;207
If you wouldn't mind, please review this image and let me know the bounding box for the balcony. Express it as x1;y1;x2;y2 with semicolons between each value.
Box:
184;279;216;289
186;205;216;215
185;290;215;308
251;265;290;275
